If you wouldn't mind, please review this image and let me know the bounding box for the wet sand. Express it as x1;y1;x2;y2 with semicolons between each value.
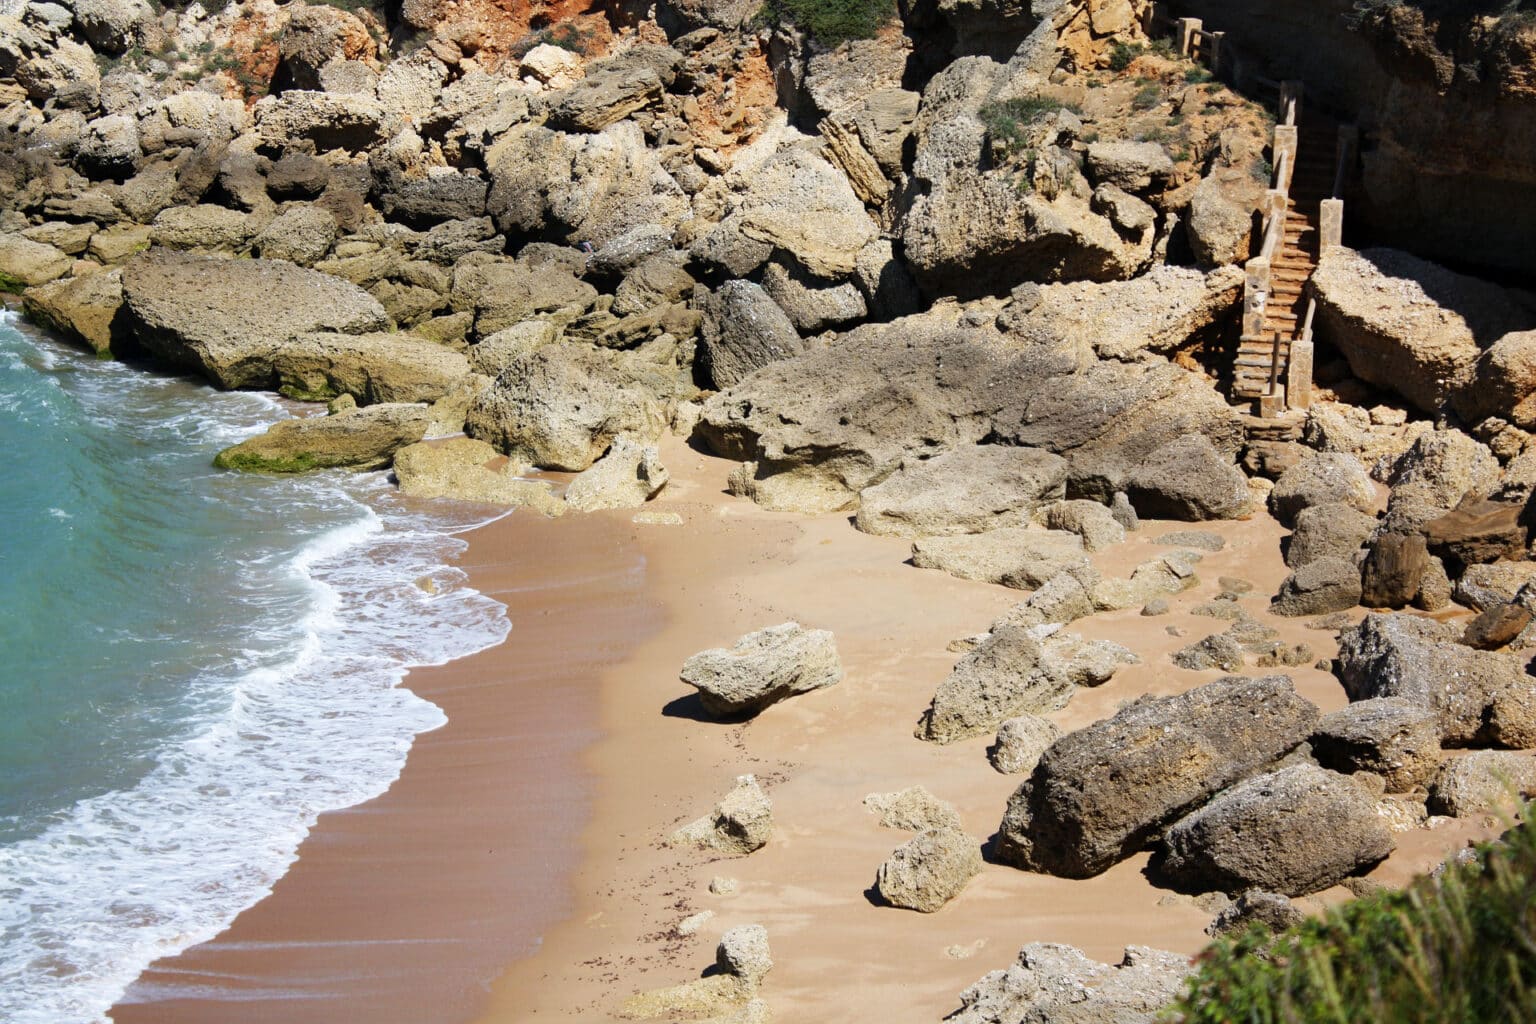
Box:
114;433;1500;1023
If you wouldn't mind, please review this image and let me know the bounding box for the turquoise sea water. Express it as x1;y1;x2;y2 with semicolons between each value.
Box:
0;310;510;1022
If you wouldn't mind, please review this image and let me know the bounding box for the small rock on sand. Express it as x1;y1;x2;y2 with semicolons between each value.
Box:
864;786;963;832
670;775;773;855
1153;530;1225;551
875;828;983;913
680;622;843;718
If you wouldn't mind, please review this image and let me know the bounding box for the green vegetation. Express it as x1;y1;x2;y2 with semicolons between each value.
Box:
1108;40;1140;71
1185;65;1214;84
213;448;323;473
278;382;341;403
754;0;898;47
1174;813;1536;1024
510;22;598;58
979;95;1079;157
1131;83;1163;110
0;271;26;295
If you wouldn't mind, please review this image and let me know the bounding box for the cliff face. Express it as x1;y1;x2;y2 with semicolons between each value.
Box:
1174;0;1536;279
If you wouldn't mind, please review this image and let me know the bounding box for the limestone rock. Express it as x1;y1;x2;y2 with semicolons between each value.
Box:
1037;499;1124;551
1428;752;1536;817
72;0;152;54
760;259;868;333
452;257;598;337
989;714;1061;775
21;268;124;354
469;321;559;376
122;252;390;389
214;404;431;473
1158;765;1394;897
1272;557;1362;617
1207;890;1306;937
272;332;470;405
254;90;387;153
391;437;566;513
1386;429;1500;513
717;924;772;986
1289;502;1376;570
1269;452;1376;528
1092;551;1202;611
949;944;1190;1024
1453;562;1536;612
1463;603;1534;651
1422;498;1528;569
856;447;1069;538
875;828;983;913
465;345;673;471
863;786;963;832
919;628;1067;745
253;205;338;267
276;5;375;92
1085;141;1177;193
1125;434;1251;521
1464;329;1536;430
911;528;1088;590
680;622;843;718
995;565;1101;630
0;233;71;288
1187;172;1259;267
564;435;669;512
694;279;804;390
670;775;773;854
546;49;675;132
996;675;1319;878
1311;697;1441;793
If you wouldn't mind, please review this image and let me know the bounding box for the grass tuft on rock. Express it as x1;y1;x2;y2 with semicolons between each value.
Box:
756;0;897;47
1173;806;1536;1023
212;448;322;474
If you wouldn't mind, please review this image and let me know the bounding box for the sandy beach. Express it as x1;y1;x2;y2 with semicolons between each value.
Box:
111;432;1496;1023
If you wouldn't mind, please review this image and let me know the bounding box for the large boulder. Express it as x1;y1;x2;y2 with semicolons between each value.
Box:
150;205;263;253
679;622;843;718
1289;502;1377;570
669;774;773;855
694;280;804;390
563;435;669;512
545;48;678;132
252;205;338;266
911;527;1088;589
916;627;1134;744
253;90;387;153
1312;247;1536;414
1268;451;1376;527
1037;499;1125;552
122;252;390;389
1124;434;1251;521
1085;141;1177;193
1335;612;1534;746
1311;697;1441;793
874;828;983;913
855;446;1068;537
1360;531;1432;608
1385;429;1500;513
1186;171;1260;268
451;257;598;338
275;5;376;92
0;233;72;289
1156;765;1395;897
1462;329;1536;430
699;317;1242;513
213;404;431;473
1428;752;1536;817
949;944;1190;1024
465;345;674;471
21;268;125;355
391;437;566;513
1421;498;1528;570
264;329;469;404
996;675;1319;878
72;0;153;54
1271;556;1363;617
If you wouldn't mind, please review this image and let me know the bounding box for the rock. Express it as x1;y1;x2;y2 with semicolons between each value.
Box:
122;252;390;390
1157;765;1394;897
254;90;387;153
856;447;1068;538
391;438;566;513
613;255;694;316
670;775;773;855
1154;530;1225;551
21;268;124;355
1386;429;1500;513
716;924;772;986
465;345;673;471
1037;499;1125;551
1427;752;1536;817
1289;503;1377;570
1464;330;1536;430
875;828;983;913
1454;562;1536;612
679;622;842;718
1085;141;1177;193
997;675;1320;878
949;944;1190;1024
1187;172;1259;267
1173;633;1246;673
760;259;868;333
911;528;1088;590
1092;551;1203;611
1206;890;1306;937
1269;452;1376;528
546;52;670;132
1312;247;1536;414
564;435;669;512
694;280;804;391
269;332;469;406
214;404;431;473
1360;531;1431;608
918;627;1105;744
0;233;71;289
863;786;964;832
1422;498;1528;569
1125;434;1251;521
276;5;375;91
1272;557;1363;617
252;205;337;266
75;113;140;178
1336;612;1532;746
994;565;1101;630
989;714;1061;775
149;204;262;253
452;258;598;338
1311;697;1441;793
1463;603;1534;650
88;224;152;264
71;0;151;54
469;321;559;376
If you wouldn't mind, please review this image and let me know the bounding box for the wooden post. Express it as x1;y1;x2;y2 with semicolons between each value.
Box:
1179;17;1202;57
1319;198;1344;252
1287;338;1314;411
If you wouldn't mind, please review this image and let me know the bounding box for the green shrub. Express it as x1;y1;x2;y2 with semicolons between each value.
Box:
1131;83;1163;110
1173;812;1536;1024
1185;65;1214;83
979;96;1079;156
510;22;596;58
755;0;898;47
1108;40;1141;71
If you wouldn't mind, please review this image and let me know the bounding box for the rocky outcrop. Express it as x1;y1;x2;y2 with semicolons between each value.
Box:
1311;697;1440;793
391;438;566;514
949;944;1189;1024
917;626;1135;744
996;675;1319;878
1157;765;1394;897
1312;247;1536;415
855;447;1069;538
679;622;843;718
465;345;674;471
669;774;773;855
563;435;669;512
213;404;431;473
121;251;390;389
874;828;983;913
21;268;125;354
271;332;470;405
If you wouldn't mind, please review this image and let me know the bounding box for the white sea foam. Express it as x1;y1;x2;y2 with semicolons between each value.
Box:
0;313;513;1023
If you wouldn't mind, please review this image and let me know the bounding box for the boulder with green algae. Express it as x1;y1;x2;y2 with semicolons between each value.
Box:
22;269;125;355
214;404;430;473
391;438;566;514
0;233;72;290
271;331;471;406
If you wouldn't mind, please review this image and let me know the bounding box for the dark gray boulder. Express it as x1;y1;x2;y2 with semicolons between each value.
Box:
1310;697;1441;793
1124;434;1251;521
